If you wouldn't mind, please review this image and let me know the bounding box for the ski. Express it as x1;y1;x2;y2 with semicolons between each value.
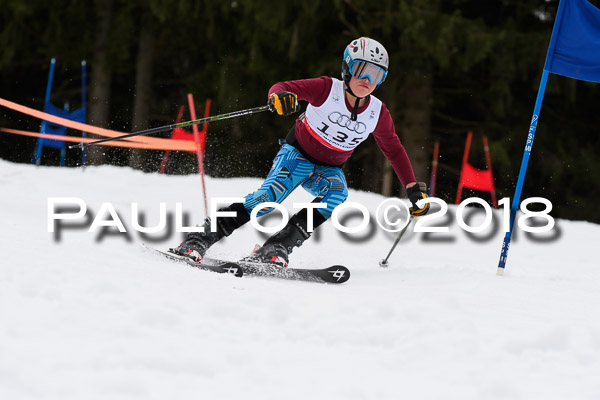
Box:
203;257;350;284
144;245;350;284
144;245;244;277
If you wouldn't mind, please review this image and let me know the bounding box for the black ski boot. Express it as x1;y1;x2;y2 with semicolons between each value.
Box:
245;214;311;267
171;203;250;263
170;217;220;263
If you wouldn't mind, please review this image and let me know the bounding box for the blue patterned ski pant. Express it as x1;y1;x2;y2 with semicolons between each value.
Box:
243;144;348;219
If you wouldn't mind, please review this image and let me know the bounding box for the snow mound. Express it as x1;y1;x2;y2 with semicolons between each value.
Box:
1;160;599;400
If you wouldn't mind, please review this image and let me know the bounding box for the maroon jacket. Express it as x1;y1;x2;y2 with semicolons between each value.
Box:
269;76;416;186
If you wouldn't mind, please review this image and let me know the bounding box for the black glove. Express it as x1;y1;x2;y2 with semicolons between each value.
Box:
406;182;430;217
268;91;298;116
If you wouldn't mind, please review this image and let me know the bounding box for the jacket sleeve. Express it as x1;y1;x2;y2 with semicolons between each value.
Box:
268;76;332;107
371;104;417;187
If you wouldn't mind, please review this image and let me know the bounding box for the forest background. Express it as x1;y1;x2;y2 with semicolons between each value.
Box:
1;0;599;223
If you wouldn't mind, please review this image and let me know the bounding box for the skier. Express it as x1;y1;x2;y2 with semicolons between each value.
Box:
171;37;430;267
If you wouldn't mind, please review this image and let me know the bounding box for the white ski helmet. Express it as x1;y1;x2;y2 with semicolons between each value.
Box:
342;37;389;86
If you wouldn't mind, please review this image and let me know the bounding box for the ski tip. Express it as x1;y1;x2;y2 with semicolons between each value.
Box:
496;267;505;276
324;265;350;284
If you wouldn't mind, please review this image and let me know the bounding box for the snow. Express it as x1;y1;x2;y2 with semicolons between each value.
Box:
1;159;599;400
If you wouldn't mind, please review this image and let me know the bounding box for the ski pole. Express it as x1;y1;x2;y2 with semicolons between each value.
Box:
379;217;413;267
69;104;273;150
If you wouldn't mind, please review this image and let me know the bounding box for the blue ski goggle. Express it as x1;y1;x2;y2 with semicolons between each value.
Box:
349;60;387;85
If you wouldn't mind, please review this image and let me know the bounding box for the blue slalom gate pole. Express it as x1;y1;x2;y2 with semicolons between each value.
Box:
496;69;550;276
34;58;56;165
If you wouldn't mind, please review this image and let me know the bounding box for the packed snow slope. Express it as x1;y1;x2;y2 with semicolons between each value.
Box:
1;159;599;400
